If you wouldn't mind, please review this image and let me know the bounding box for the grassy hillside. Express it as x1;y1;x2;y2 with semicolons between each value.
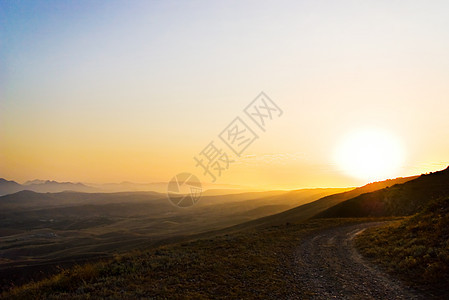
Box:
316;167;449;218
355;196;449;296
3;218;366;299
218;175;417;230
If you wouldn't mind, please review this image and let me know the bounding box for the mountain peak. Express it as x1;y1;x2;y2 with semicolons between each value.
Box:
0;178;20;185
24;179;48;185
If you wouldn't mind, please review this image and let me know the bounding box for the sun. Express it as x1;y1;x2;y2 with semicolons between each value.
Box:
334;128;405;182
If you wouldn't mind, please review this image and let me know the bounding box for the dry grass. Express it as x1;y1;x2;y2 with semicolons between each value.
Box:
3;218;365;299
355;196;449;297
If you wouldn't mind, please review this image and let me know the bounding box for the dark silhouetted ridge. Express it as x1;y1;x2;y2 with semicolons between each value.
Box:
316;166;449;218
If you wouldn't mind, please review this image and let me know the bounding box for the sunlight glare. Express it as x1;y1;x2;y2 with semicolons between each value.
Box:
335;128;405;182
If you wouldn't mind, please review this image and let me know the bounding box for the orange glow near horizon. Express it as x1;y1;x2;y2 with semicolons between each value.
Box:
334;128;405;182
1;1;449;189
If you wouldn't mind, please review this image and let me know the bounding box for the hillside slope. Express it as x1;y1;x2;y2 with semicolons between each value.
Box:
3;218;363;299
219;175;417;231
316;166;449;218
0;188;342;290
355;196;449;296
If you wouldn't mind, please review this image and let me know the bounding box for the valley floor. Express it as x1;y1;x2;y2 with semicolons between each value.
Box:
2;218;414;299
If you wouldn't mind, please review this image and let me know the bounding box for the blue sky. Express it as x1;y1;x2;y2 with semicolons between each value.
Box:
1;1;449;188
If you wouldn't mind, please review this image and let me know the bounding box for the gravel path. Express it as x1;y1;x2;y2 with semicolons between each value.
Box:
294;222;423;299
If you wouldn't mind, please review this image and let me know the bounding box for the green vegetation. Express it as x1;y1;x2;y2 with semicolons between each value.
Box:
355;196;449;295
4;218;362;299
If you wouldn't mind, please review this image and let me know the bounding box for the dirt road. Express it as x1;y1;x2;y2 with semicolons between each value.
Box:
294;222;423;299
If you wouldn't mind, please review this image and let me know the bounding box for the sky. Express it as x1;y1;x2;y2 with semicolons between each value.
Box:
1;0;449;189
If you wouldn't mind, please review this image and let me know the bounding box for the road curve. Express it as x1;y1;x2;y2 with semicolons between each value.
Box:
294;222;422;299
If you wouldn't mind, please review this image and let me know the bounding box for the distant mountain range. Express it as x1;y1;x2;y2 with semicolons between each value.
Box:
0;179;96;196
0;179;24;196
0;178;258;196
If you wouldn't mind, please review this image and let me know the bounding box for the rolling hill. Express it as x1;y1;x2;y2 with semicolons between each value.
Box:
1;169;445;298
0;187;345;290
316;166;449;218
218;175;418;231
